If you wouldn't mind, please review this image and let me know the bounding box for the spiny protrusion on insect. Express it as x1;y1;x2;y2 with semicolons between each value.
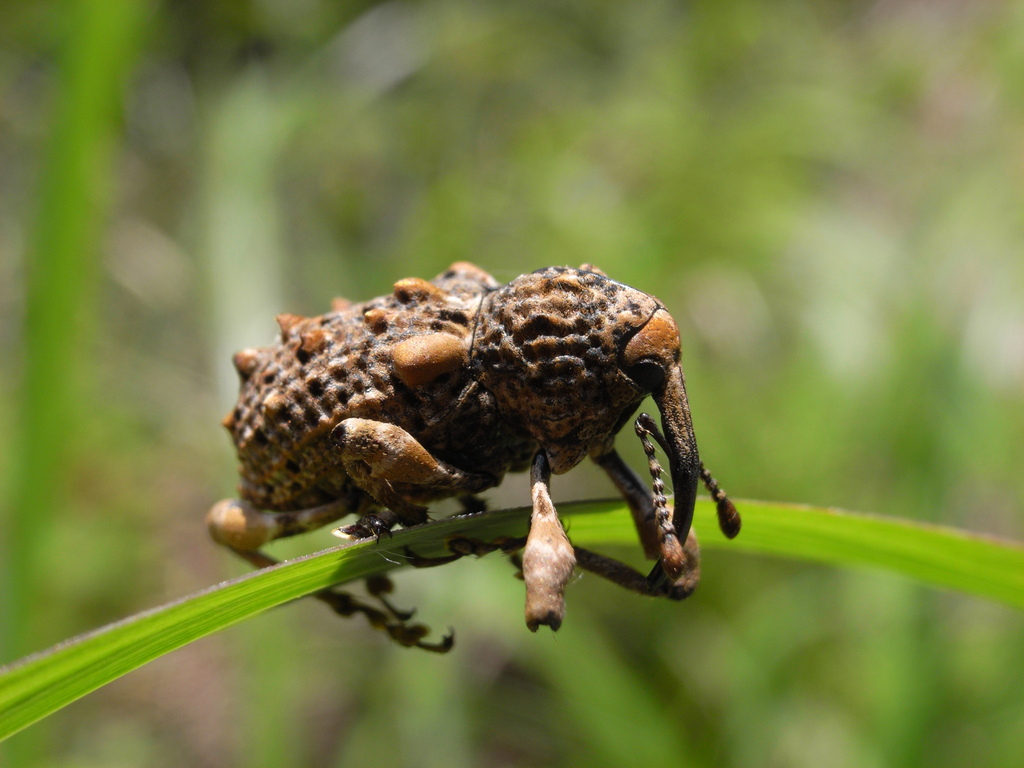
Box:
391;333;468;388
221;411;236;430
579;263;608;277
262;393;288;418
447;261;498;284
276;313;305;338
331;297;352;313
393;277;446;304
363;307;389;334
232;348;261;379
299;328;330;356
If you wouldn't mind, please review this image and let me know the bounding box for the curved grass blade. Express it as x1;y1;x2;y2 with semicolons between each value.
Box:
569;499;1024;609
2;498;1023;741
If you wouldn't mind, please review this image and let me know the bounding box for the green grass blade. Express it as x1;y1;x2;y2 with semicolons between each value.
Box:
5;0;151;660
568;500;1024;609
2;498;1023;741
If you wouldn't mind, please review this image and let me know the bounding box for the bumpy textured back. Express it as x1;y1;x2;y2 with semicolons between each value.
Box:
223;264;525;511
222;264;665;512
474;267;662;473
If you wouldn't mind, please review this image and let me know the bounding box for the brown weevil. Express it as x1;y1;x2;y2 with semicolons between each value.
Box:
208;263;739;650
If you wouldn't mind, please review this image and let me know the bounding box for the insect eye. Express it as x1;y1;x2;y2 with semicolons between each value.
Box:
624;360;666;392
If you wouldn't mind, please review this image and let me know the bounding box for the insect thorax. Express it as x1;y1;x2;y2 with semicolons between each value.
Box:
473;267;662;473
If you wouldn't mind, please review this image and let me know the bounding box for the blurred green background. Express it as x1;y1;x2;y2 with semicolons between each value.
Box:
2;0;1024;765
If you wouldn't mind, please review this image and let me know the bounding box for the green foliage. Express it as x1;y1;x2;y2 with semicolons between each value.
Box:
3;498;1022;743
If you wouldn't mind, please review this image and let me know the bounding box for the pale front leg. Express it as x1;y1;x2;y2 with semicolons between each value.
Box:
522;451;576;632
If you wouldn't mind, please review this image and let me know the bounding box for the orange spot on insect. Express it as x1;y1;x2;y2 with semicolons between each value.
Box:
391;333;467;387
393;277;445;303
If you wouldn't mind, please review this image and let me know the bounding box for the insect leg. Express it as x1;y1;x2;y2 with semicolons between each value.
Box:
634;414;693;587
593;448;661;559
331;417;495;538
402;535;526;568
573;538;700;600
522;451;576;632
226;546;453;653
206;497;351;551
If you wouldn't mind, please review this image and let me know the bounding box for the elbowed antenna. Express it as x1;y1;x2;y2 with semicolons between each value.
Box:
638;360;741;584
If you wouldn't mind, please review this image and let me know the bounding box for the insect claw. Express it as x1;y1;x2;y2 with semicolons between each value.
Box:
417;630;455;654
364;574;416;621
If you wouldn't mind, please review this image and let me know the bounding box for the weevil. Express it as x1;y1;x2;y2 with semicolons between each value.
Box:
208;263;739;650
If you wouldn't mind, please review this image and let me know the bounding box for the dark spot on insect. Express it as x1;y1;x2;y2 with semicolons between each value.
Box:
253;429;269;445
307;377;325;398
285;459;301;474
430;320;445;331
438;309;469;325
352;379;365;395
304;407;321;427
520;314;554;338
263;370;277;384
329;365;347;382
296;348;311;365
406;412;426;433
